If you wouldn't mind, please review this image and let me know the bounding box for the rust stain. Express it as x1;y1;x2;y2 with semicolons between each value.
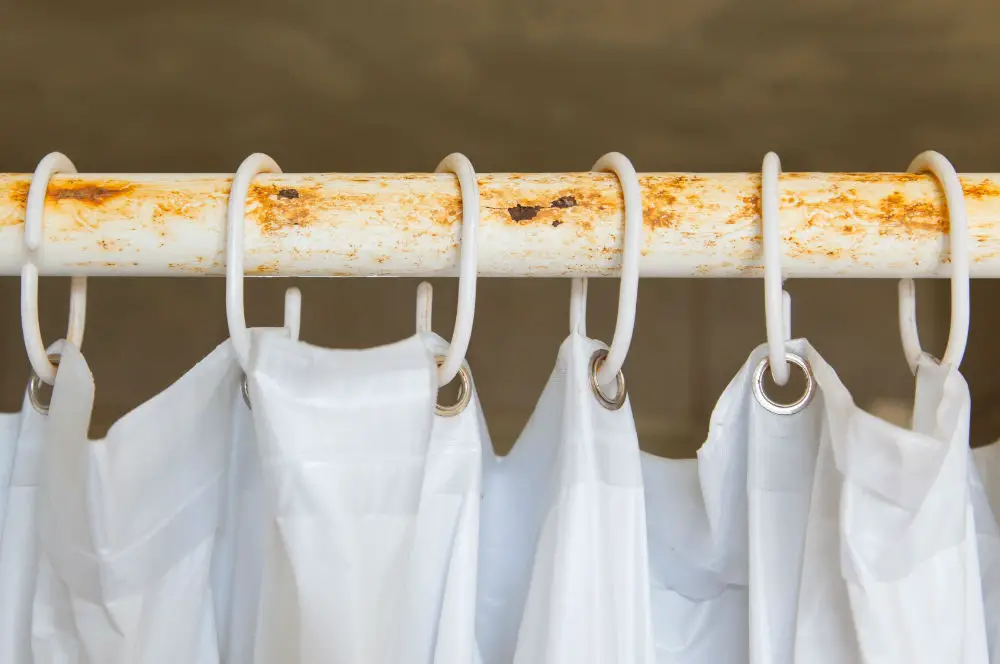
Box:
170;262;209;274
877;191;946;235
0;179;30;226
962;178;1000;199
480;178;608;232
640;175;710;229
738;194;761;221
50;180;136;205
785;172;925;184
375;255;390;264
249;183;379;235
436;194;463;226
7;180;28;208
254;262;280;275
685;194;706;209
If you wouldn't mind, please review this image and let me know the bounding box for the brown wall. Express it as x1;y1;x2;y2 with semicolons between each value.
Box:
2;0;999;452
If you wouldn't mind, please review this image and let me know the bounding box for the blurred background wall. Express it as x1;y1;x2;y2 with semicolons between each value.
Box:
1;0;999;452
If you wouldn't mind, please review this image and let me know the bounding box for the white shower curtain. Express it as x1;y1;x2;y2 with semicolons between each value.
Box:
245;330;485;664
0;330;997;664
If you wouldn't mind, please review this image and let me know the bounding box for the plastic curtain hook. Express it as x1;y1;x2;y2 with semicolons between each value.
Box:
761;151;793;386
569;277;588;336
433;153;480;387
226;153;282;371
241;285;302;409
898;150;970;373
284;287;302;342
22;152;88;385
414;281;474;416
569;152;642;410
589;152;644;387
416;281;433;335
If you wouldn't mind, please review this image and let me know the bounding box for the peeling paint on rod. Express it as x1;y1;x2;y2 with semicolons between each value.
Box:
0;171;999;277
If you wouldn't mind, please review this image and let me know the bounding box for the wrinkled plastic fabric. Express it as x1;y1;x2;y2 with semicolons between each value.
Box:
210;381;265;664
0;400;21;541
246;332;486;664
1;329;992;663
31;340;244;663
793;350;987;663
640;347;769;664
0;394;47;663
476;333;655;664
975;442;1000;524
746;340;824;664
973;441;1000;661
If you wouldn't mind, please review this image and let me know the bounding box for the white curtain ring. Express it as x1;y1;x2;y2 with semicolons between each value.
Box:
21;152;88;385
898;151;970;374
585;152;643;386
762;151;791;386
226;153;282;371
434;153;480;387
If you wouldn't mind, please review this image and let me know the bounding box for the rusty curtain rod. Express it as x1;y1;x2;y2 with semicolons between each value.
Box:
0;171;997;278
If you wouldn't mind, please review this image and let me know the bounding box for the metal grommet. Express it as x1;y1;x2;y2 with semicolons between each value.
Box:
589;348;627;411
28;353;61;415
241;374;252;410
435;355;471;417
752;351;815;416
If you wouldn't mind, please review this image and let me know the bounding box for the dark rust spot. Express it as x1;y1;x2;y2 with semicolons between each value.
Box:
550;195;577;208
250;183;384;234
508;204;541;222
552;219;563;228
50;180;135;206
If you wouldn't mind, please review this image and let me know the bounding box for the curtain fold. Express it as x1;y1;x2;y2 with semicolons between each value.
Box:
0;333;995;663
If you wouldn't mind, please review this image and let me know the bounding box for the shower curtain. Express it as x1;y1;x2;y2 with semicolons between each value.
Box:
0;323;997;664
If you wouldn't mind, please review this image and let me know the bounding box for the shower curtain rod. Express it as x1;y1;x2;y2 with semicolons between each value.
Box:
0;171;998;278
